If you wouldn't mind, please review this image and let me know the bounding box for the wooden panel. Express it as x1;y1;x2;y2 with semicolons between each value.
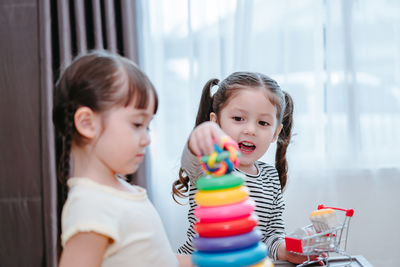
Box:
0;201;43;266
57;0;72;68
39;0;58;265
0;0;41;197
74;0;87;54
92;0;104;49
104;0;117;52
121;0;138;61
0;0;44;265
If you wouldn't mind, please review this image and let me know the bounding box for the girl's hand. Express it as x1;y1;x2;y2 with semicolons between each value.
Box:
188;121;227;156
277;241;319;264
176;254;194;267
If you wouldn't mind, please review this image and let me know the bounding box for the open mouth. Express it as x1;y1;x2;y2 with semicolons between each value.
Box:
238;141;256;153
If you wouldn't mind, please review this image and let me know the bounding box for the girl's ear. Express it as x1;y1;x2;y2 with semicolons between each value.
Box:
74;107;99;139
210;112;218;123
272;124;283;142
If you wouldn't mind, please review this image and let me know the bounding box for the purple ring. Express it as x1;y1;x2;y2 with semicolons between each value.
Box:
193;229;262;252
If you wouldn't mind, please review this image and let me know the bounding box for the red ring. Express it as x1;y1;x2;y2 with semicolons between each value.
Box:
194;216;257;237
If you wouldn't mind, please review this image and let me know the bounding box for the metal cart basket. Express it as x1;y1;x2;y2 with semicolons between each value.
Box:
285;205;354;267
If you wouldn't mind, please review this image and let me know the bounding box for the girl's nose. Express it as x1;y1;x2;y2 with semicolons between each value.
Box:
140;131;151;146
243;123;256;136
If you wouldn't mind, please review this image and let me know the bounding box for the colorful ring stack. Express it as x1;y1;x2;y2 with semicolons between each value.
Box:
192;136;273;267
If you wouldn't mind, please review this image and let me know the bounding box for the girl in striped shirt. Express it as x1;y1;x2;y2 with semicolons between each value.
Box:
172;72;307;264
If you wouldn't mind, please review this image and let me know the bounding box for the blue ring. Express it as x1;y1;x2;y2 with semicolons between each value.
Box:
213;143;223;153
204;163;220;173
224;158;233;173
193;229;262;252
192;242;268;267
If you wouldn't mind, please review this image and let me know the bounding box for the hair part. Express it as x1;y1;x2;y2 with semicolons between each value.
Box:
53;50;158;191
172;72;294;202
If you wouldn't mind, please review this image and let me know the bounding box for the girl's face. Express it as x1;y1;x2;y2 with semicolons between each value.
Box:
211;88;282;173
93;93;155;176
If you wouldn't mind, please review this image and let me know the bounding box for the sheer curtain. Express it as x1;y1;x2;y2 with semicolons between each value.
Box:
137;1;400;266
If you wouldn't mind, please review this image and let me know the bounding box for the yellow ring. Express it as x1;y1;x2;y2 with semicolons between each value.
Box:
207;152;218;168
250;258;274;267
195;186;248;206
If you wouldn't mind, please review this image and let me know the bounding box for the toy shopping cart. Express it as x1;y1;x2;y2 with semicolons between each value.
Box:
285;205;355;267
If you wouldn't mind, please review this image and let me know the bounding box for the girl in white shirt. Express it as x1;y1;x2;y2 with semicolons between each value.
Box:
53;50;190;267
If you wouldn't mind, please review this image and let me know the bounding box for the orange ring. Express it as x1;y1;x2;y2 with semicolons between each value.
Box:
226;145;237;163
212;162;227;177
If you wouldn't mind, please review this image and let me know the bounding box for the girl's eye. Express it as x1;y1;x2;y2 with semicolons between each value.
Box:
233;116;243;121
134;123;151;132
259;121;269;126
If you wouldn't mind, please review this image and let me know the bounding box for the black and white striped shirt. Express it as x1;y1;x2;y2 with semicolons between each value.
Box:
177;145;285;260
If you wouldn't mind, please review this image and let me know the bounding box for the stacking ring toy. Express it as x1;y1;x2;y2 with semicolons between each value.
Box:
194;216;257;237
194;186;248;206
200;136;240;177
193;136;269;266
192;242;268;267
195;199;255;223
196;173;244;191
193;229;262;252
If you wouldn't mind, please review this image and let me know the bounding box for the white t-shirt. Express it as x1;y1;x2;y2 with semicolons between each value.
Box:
61;177;178;266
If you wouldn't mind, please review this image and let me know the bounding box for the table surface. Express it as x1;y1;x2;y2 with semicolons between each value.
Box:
273;255;373;267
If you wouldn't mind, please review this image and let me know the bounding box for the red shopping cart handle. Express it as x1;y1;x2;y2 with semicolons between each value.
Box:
317;204;354;217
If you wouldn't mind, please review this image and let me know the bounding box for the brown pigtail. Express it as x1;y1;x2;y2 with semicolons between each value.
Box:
275;91;294;191
172;169;190;204
195;78;219;126
54;102;75;255
57;102;75;204
59;103;75;183
172;78;219;204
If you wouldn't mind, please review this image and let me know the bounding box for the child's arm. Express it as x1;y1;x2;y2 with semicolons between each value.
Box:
59;232;110;267
176;254;194;267
277;241;318;264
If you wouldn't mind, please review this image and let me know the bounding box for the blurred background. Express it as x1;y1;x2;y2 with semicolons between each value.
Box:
1;0;399;266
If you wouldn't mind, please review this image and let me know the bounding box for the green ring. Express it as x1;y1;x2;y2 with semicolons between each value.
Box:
200;151;230;163
196;172;245;191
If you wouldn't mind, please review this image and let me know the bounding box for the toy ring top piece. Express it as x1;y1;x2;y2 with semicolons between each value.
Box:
196;172;245;191
199;136;240;177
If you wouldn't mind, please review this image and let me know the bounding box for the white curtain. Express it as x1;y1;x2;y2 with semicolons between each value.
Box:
137;1;400;266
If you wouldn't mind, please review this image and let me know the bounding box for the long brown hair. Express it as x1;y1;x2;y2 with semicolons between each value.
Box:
172;72;293;203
